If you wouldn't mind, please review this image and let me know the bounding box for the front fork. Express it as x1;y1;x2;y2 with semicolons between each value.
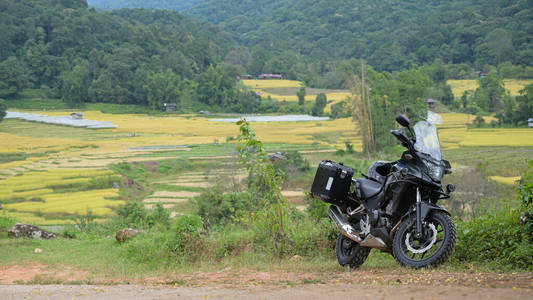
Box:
415;187;423;237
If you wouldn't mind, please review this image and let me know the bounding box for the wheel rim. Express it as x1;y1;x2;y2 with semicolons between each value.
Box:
401;218;445;262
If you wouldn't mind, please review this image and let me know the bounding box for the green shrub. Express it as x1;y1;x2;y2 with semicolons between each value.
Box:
116;202;170;228
170;214;204;254
75;209;96;232
121;214;206;267
284;217;337;257
0;213;17;237
272;150;310;173
306;194;330;220
454;160;533;270
208;225;255;259
196;186;254;225
455;209;533;270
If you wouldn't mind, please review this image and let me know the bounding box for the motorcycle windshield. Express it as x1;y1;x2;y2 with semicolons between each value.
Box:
413;121;442;161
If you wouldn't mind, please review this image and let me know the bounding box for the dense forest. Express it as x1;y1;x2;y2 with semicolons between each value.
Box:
1;0;532;119
87;0;533;88
0;0;259;111
88;0;201;11
188;0;533;72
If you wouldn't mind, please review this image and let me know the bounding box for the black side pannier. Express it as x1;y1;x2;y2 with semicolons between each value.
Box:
310;160;354;205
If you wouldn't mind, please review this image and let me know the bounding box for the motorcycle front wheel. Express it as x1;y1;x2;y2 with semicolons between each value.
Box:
336;233;371;268
392;211;457;268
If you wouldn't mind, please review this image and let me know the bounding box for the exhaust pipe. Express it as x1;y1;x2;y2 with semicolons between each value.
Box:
328;205;363;243
328;205;388;250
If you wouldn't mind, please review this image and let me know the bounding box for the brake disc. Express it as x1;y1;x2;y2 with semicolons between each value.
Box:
405;223;437;254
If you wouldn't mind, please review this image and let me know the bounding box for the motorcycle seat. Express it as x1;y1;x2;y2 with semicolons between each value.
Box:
357;178;383;199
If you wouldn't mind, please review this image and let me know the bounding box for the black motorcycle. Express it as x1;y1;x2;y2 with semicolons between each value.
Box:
311;114;457;268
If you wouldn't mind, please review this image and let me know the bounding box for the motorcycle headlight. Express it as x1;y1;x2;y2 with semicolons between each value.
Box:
424;159;443;181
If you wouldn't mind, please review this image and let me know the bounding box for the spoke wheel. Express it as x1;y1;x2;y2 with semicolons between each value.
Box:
392;211;456;268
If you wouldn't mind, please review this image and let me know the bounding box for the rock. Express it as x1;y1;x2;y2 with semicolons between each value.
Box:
8;223;58;239
34;248;42;254
520;212;532;225
269;152;286;163
116;228;139;243
289;255;302;262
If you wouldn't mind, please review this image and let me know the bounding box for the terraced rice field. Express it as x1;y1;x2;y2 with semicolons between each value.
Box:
242;79;351;112
1;109;532;225
447;79;533;98
0;169;122;224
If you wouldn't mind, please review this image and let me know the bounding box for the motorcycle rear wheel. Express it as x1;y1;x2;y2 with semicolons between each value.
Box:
336;233;371;268
392;211;457;268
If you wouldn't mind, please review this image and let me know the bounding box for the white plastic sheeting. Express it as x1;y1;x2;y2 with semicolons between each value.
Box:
5;111;118;129
209;114;329;123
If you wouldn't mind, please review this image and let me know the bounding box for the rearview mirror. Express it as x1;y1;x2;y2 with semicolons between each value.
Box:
395;114;411;127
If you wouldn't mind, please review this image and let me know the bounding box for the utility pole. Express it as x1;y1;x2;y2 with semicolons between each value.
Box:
362;60;375;154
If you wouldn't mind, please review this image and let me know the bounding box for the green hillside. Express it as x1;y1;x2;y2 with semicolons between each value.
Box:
0;0;239;109
187;0;533;71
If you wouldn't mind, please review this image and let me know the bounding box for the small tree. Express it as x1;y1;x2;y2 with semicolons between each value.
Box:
296;86;306;106
236;119;288;255
312;93;327;116
0;99;6;122
514;84;533;125
442;84;454;106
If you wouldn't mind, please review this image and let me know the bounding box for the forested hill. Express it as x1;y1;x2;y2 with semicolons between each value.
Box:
187;0;533;71
88;0;201;11
0;0;237;108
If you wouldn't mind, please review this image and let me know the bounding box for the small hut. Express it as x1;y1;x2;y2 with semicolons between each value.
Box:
163;103;177;112
70;112;84;119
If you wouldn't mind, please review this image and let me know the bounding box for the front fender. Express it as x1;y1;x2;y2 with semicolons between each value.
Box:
403;201;450;221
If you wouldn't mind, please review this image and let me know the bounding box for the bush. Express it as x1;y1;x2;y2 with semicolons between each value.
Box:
121;214;206;267
75;209;96;232
272;150;310;186
454;160;533;270
455;209;533;270
0;213;17;237
116;202;170;228
196;185;254;225
306;194;330;220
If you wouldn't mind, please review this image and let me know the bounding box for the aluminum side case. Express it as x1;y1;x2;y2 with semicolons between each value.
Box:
310;160;354;206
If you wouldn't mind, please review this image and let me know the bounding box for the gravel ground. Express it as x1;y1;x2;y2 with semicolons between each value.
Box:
1;283;532;300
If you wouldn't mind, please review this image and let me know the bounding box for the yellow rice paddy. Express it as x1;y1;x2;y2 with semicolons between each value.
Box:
488;176;521;185
447;79;533;98
2;104;533;224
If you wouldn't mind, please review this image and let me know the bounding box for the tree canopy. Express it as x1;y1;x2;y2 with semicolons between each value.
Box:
187;0;533;72
0;0;234;109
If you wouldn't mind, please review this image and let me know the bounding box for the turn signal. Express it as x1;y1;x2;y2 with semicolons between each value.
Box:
446;184;456;193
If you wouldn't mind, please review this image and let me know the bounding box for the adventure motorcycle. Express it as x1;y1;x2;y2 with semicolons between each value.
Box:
310;113;457;268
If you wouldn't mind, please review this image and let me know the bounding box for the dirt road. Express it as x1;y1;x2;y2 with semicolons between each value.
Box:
1;265;532;299
1;283;532;300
